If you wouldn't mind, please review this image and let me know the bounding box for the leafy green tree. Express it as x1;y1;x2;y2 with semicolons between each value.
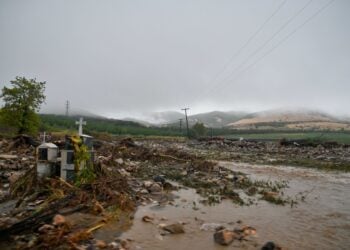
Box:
0;77;46;134
191;122;207;138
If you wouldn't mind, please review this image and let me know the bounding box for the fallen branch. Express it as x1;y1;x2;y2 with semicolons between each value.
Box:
157;153;189;162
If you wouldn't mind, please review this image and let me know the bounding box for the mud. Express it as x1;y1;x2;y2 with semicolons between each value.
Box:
1;136;349;249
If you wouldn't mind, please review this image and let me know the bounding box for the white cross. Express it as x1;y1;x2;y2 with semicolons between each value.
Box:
40;131;50;143
75;117;86;136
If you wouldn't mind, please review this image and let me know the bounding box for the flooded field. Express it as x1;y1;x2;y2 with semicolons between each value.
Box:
101;162;350;250
1;137;350;249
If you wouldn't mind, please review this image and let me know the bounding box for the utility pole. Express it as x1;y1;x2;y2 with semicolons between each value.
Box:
181;108;190;138
178;119;183;133
65;100;70;116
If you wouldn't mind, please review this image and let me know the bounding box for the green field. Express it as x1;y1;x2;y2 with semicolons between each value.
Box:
2;114;349;145
224;132;350;144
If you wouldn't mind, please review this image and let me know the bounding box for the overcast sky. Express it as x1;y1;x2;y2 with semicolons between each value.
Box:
0;0;349;119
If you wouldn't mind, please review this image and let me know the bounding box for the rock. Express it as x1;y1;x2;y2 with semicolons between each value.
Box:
118;168;130;177
226;174;234;180
142;215;154;223
261;241;282;250
117;239;131;249
153;175;165;184
149;183;162;193
200;223;224;232
108;242;120;250
95;239;107;249
52;214;66;226
140;189;149;194
108;242;119;249
180;171;188;176
143;181;154;188
242;226;257;236
115;158;124;165
213;229;237;246
163;182;174;190
162;223;185;234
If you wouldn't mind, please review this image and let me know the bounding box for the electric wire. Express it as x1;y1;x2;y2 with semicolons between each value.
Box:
212;0;336;97
204;0;288;87
194;0;314;102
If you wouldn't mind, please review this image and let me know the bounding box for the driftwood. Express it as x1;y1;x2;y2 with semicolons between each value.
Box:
0;194;82;237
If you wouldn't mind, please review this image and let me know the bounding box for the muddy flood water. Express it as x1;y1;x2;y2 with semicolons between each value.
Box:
97;162;350;250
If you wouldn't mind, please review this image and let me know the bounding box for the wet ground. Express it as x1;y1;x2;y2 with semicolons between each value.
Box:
100;162;350;250
1;137;350;249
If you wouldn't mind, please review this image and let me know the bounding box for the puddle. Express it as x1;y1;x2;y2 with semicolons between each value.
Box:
106;162;350;249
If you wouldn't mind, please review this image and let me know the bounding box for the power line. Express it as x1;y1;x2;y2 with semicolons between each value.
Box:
213;0;336;95
65;100;70;116
181;108;190;138
179;118;183;133
203;0;288;88
196;0;314;101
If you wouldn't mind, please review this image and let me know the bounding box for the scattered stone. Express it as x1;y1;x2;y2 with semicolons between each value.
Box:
261;241;282;250
95;239;107;249
242;226;257;236
163;181;174;190
153;175;165;184
52;214;66;226
213;229;237;246
162;223;185;234
226;174;234;180
142;215;154;223
118;168;130;177
149;183;162;193
108;242;119;249
139;189;149;194
158;223;167;228
200;223;224;232
115;158;124;165
143;181;153;188
117;239;131;249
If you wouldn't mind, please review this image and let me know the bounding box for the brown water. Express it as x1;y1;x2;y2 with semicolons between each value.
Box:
98;162;350;250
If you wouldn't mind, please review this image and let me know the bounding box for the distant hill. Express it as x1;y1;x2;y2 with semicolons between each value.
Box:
161;111;248;128
123;111;184;126
227;109;350;131
187;111;248;128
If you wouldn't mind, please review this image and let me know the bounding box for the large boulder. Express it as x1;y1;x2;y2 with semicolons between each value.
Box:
163;223;185;234
213;229;237;246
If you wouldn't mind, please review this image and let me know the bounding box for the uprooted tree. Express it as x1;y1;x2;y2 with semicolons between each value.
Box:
0;77;46;135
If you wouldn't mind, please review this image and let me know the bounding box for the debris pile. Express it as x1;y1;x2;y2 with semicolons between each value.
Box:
187;138;350;171
0;135;293;249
